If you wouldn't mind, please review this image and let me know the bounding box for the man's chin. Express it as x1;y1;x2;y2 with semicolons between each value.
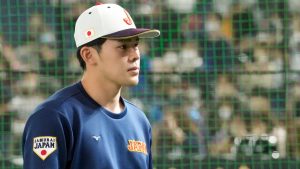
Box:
124;79;139;86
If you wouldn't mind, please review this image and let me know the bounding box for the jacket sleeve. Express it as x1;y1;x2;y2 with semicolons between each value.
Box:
148;126;153;169
22;108;72;169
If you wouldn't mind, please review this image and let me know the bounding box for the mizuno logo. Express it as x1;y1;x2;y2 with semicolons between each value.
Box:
92;136;101;141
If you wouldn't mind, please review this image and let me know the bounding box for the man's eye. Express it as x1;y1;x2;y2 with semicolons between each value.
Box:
120;45;127;49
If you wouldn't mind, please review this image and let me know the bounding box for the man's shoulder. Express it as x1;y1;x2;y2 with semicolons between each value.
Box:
124;99;151;126
124;99;144;113
24;83;84;133
35;82;82;114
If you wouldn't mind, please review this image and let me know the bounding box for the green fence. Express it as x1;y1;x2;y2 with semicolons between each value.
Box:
1;0;300;168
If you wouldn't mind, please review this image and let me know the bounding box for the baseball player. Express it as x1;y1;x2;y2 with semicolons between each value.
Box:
22;3;160;169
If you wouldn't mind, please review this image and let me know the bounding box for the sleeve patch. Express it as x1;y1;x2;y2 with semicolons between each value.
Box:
33;136;57;160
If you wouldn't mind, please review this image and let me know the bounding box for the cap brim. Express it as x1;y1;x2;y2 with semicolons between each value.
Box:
102;28;160;39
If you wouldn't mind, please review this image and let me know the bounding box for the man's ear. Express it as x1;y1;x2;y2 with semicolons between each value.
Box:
80;46;97;66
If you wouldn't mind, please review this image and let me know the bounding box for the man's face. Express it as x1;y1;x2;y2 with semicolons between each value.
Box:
91;37;141;87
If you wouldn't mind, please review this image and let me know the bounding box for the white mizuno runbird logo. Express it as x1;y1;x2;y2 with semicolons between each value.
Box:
92;136;101;141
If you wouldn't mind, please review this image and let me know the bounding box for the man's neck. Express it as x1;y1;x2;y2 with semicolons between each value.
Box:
80;74;124;114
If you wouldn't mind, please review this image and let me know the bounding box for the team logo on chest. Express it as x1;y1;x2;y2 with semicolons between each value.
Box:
33;136;57;160
127;140;147;155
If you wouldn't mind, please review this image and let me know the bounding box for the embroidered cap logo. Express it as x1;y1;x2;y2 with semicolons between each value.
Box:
85;29;95;38
123;10;132;25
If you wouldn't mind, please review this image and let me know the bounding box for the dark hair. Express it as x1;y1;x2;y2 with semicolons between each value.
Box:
76;38;107;70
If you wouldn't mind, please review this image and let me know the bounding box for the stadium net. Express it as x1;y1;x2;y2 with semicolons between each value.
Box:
1;0;300;168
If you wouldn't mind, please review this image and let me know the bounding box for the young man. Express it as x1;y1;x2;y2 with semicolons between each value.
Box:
22;3;160;169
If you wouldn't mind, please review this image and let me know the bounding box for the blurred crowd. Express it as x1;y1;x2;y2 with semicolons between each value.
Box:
1;0;300;167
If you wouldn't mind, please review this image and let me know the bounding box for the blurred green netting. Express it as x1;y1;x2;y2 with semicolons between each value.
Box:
1;0;300;168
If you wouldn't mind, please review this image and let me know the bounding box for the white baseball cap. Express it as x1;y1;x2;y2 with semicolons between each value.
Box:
74;3;160;47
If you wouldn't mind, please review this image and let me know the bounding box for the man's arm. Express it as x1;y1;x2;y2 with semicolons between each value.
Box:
148;126;153;169
22;108;72;169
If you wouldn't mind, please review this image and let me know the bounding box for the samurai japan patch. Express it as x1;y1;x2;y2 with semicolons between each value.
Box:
33;136;57;160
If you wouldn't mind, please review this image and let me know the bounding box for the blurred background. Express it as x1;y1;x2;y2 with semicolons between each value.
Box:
1;0;300;168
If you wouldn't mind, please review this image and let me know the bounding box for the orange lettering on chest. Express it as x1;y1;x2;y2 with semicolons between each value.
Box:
127;140;147;155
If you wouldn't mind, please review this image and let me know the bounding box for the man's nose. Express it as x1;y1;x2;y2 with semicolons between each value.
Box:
128;47;140;62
